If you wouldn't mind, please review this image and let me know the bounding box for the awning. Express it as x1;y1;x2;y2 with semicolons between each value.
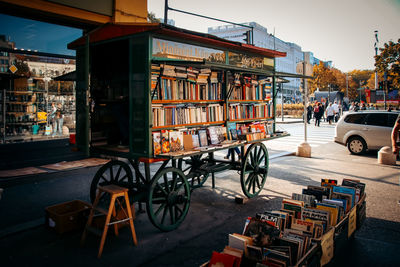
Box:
53;71;76;81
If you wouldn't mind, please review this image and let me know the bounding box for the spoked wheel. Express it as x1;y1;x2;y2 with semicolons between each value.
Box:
147;167;191;232
178;155;210;189
240;143;269;198
90;160;134;203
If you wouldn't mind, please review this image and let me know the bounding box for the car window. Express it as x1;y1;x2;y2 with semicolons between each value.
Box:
344;114;366;124
365;113;388;127
388;114;399;127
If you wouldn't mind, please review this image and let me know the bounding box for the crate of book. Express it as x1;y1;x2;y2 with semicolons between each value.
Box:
45;200;91;234
202;178;366;266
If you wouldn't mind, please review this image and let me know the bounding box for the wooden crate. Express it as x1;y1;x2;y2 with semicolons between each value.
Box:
45;200;91;234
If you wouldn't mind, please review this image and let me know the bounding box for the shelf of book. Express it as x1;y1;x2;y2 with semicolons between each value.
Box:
227;100;270;103
152;121;225;131
152;100;223;104
228;117;274;123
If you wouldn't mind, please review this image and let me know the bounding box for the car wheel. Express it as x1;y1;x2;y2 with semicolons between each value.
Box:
347;136;367;155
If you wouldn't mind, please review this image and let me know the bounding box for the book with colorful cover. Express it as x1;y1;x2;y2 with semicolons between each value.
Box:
321;179;338;190
331;192;352;213
192;134;200;148
161;130;170;154
152;131;161;156
282;199;304;220
198;129;208;147
332;186;356;208
169;130;183;152
292;193;316;208
316;202;339;226
301;207;330;231
208;251;236;267
207;126;220;145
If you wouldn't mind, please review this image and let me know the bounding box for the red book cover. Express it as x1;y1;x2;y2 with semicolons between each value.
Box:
209;251;236;267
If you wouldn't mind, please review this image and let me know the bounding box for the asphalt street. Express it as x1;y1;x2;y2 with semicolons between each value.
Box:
0;121;399;267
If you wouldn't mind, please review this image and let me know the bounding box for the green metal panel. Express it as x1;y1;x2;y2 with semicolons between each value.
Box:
75;40;90;156
129;34;151;158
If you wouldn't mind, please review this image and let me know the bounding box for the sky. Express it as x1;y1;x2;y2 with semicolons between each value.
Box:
0;14;82;56
0;0;399;72
148;0;400;72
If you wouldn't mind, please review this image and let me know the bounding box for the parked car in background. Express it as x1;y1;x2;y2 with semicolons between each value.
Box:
334;111;399;155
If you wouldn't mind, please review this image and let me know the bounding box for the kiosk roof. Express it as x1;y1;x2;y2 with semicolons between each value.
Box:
68;23;286;59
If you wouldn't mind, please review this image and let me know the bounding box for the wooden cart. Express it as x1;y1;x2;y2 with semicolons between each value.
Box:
69;23;301;231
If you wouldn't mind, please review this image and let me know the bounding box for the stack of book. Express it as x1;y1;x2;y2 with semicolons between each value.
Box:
151;64;161;99
175;66;187;78
161;64;176;77
202;178;366;266
187;67;198;82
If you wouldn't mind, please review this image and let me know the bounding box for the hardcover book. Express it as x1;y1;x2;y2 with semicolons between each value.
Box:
192;134;200;148
208;251;236;267
169;130;183;152
316;203;339;226
292;193;316;207
152;131;161;156
161;130;170;154
332;186;356;208
198;129;208;147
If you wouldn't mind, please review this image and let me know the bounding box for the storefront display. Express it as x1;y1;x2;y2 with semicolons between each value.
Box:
0;54;76;144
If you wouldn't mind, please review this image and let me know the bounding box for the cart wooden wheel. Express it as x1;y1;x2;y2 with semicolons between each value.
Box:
147;167;191;232
178;155;209;189
240;143;269;198
90;160;134;203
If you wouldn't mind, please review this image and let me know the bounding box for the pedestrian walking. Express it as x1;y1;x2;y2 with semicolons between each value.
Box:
332;101;339;122
307;103;313;124
314;102;322;127
392;113;400;156
326;103;334;125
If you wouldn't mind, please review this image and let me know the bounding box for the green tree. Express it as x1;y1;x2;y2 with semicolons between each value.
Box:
375;38;400;89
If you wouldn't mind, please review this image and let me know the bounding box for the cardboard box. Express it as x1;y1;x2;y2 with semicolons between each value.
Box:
45;200;91;234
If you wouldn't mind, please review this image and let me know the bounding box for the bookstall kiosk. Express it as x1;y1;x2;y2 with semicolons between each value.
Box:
68;23;307;232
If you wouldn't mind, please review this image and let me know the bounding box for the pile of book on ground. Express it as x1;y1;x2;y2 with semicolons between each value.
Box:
201;178;366;267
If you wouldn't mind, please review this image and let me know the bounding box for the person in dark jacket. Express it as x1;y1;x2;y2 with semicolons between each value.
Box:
306;103;313;124
314;102;322;127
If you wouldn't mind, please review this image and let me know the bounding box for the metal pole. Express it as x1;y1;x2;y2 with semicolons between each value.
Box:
303;62;307;143
359;80;362;103
3;85;7;143
164;0;169;24
346;74;348;99
251;26;254;46
374;30;379;90
328;84;330;105
280;83;284;122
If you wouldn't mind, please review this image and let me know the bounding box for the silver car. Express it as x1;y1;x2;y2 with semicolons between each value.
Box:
334;111;399;155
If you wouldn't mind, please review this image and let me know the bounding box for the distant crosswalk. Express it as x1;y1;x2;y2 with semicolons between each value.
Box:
211;123;335;159
269;123;336;148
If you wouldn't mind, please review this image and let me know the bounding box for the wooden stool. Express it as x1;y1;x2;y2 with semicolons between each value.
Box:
81;184;137;258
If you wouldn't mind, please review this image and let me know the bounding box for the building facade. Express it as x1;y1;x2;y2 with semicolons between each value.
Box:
208;22;331;103
0;35;13;74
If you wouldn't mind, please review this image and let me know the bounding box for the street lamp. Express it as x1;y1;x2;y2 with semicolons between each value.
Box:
374;30;379;90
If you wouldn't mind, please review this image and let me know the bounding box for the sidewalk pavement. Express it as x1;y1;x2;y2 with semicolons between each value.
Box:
0;141;399;266
275;116;303;124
